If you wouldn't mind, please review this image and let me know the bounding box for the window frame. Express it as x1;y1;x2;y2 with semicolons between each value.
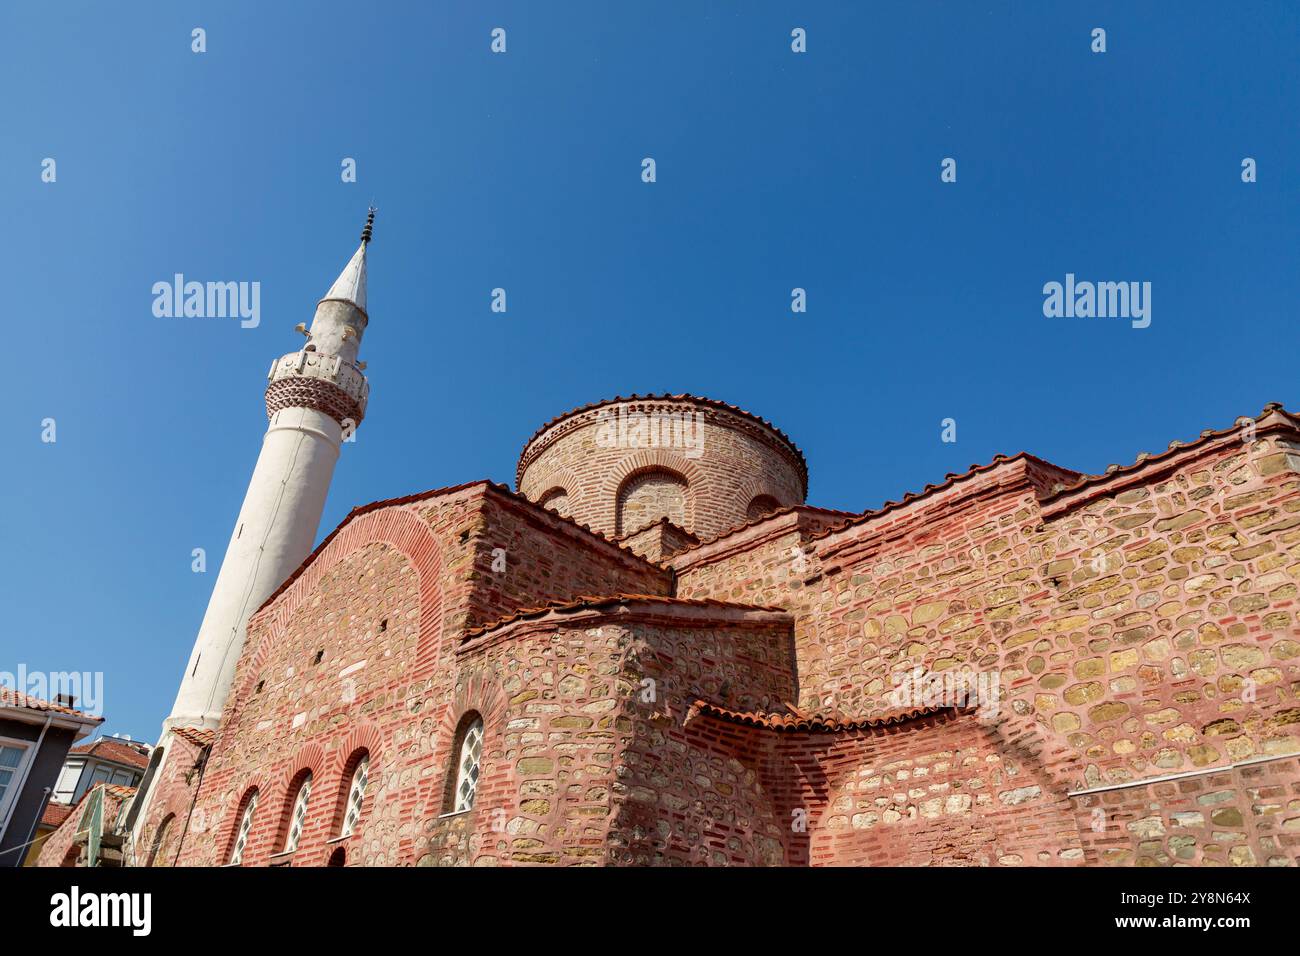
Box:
281;773;312;854
0;738;33;824
338;754;369;838
227;789;259;866
447;713;485;814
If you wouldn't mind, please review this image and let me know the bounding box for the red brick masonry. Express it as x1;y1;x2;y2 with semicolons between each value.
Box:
76;401;1300;867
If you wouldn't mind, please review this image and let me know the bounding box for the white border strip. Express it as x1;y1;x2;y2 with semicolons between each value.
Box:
1067;751;1299;798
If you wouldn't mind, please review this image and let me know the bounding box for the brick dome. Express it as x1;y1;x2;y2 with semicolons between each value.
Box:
516;395;808;541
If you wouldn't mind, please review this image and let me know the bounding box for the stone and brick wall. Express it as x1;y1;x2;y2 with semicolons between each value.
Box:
668;415;1300;865
129;402;1300;867
1072;752;1300;866
141;483;669;867
438;600;796;866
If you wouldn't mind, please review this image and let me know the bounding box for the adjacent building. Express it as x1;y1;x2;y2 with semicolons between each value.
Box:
0;689;102;868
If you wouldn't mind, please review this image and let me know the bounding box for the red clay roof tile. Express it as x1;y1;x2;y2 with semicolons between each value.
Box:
69;738;150;769
0;688;103;721
1041;403;1298;502
41;802;74;828
515;394;810;494
460;593;790;642
255;480;660;615
686;699;963;733
171;726;216;749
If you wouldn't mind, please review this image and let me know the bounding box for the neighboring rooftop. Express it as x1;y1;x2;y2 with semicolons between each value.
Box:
69;737;151;769
0;687;103;722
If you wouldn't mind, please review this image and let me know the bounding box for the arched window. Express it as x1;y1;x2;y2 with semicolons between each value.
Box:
339;754;369;837
538;486;571;517
616;468;687;535
746;494;782;521
283;773;312;853
227;789;258;865
148;814;175;867
449;713;484;813
327;847;346;867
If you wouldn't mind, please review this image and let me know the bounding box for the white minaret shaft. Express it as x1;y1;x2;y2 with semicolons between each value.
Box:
165;212;375;731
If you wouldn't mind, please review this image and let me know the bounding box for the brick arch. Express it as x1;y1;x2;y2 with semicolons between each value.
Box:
236;506;447;712
332;721;385;773
281;742;328;788
216;771;270;865
731;475;788;522
271;742;328;854
602;451;705;534
328;722;384;837
523;466;581;504
423;669;509;820
138;741;199;867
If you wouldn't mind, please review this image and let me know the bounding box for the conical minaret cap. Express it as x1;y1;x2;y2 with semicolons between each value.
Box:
319;207;375;313
322;241;367;312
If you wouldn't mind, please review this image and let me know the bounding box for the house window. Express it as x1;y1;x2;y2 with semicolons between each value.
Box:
228;791;258;865
283;774;312;853
0;743;29;820
339;755;369;837
89;765;112;789
52;758;83;802
109;768;136;787
452;715;484;813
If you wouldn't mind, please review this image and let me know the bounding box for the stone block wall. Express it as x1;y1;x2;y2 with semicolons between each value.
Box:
423;600;796;866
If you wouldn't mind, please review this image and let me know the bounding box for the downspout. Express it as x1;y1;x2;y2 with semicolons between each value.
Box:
0;713;52;847
17;787;52;865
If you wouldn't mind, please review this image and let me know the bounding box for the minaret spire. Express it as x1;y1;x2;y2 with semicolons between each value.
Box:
160;212;374;730
132;212;378;849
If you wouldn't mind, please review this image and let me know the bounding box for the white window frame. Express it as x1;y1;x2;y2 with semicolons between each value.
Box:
339;755;369;837
52;758;84;803
228;791;258;865
0;738;33;824
452;716;484;813
283;774;312;853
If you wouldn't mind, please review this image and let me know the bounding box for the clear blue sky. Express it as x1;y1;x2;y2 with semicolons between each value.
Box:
3;2;1297;741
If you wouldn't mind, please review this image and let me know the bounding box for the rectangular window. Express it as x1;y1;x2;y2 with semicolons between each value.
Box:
0;742;30;821
53;760;84;802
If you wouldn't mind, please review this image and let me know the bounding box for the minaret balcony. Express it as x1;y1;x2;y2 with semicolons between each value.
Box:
265;349;369;426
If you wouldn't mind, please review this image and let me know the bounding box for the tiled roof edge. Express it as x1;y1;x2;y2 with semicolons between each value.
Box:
1040;403;1299;504
515;394;809;493
687;699;965;733
459;593;790;644
254;480;660;616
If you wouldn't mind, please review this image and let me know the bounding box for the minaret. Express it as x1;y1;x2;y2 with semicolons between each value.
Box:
166;210;375;731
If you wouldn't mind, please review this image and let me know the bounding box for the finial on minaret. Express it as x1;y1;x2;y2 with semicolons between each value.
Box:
361;206;376;245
